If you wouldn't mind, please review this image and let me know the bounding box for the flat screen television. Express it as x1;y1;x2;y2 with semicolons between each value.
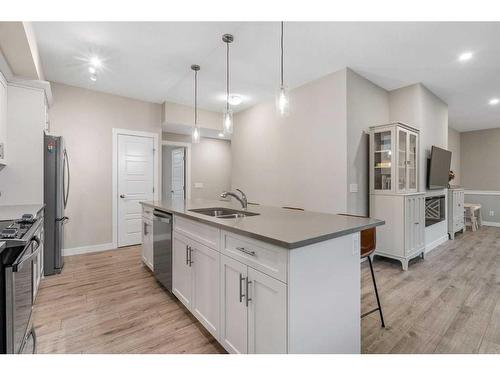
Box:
427;146;452;189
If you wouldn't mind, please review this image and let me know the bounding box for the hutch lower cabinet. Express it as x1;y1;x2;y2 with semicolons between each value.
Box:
370;193;425;271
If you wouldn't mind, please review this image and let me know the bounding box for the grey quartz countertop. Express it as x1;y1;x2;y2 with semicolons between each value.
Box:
0;204;45;221
141;198;384;249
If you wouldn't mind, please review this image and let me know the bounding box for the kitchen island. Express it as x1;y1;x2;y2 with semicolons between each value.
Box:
140;198;384;354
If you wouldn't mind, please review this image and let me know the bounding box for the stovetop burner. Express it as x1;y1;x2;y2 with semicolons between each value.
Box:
0;219;34;240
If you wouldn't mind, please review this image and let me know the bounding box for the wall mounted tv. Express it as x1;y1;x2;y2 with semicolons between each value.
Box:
427;146;452;190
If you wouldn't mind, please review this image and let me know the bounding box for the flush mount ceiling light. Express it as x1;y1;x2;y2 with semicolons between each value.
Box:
489;98;500;106
89;73;97;82
228;95;243;106
222;34;234;135
458;51;473;62
191;64;201;144
276;21;290;117
90;56;102;67
88;66;96;74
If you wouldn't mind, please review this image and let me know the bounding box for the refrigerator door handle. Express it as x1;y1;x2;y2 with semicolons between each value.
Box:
63;149;70;209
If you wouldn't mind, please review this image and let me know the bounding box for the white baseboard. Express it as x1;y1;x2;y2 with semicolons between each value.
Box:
425;235;448;254
482;221;500;227
63;242;115;256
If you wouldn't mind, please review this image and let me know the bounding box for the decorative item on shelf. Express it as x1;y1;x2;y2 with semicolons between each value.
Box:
222;33;234;135
448;170;455;188
276;21;290;117
191;64;201;144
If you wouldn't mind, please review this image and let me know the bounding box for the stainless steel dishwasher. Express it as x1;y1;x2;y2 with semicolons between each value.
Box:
153;210;173;292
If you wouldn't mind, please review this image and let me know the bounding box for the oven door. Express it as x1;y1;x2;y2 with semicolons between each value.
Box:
5;237;41;354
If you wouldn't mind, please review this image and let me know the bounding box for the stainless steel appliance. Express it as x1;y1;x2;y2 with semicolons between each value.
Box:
153;210;172;292
43;135;69;275
0;215;43;354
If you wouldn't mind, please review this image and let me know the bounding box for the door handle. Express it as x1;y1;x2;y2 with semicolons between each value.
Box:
120;194;126;198
185;245;189;265
246;279;252;307
239;273;245;303
188;246;194;267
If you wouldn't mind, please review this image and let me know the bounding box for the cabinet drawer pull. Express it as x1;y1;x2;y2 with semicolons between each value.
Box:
239;273;245;303
236;247;256;256
246;279;252;307
188;246;194;267
185;245;189;265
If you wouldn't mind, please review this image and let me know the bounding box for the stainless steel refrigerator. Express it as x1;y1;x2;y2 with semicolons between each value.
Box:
43;134;70;275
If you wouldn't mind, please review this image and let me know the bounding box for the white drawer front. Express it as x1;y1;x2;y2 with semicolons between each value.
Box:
142;205;153;220
174;216;220;250
222;231;287;283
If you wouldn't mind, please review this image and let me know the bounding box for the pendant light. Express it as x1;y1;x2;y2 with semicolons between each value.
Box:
276;21;290;117
222;34;234;135
191;64;201;144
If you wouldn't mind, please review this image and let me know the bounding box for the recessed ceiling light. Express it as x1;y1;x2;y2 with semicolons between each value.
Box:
90;73;97;82
90;56;102;67
228;95;243;106
489;98;499;106
458;51;473;62
218;132;224;137
88;66;96;74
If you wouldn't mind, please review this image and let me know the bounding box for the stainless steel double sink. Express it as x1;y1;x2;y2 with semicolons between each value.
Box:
188;207;260;219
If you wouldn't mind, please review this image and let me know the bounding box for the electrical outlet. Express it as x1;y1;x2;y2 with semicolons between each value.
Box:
349;183;358;193
490;210;495;217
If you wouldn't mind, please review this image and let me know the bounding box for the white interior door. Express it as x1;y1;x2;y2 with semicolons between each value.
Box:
171;148;185;199
118;134;154;247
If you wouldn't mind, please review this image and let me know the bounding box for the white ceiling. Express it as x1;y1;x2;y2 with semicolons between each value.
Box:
33;22;500;132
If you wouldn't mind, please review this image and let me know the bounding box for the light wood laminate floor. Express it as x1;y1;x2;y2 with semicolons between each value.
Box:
33;245;225;354
34;226;500;353
362;226;500;353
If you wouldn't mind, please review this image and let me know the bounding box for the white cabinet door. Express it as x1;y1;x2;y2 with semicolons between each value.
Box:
191;241;220;339
220;254;248;354
141;218;154;270
247;268;287;354
172;234;192;309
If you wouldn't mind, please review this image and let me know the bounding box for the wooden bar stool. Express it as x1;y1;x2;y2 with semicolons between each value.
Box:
340;214;385;328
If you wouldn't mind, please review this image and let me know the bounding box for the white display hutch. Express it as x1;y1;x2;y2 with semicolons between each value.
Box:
369;123;425;270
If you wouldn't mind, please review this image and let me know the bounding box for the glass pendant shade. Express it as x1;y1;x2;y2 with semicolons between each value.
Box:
276;85;290;117
223;108;233;135
192;126;200;144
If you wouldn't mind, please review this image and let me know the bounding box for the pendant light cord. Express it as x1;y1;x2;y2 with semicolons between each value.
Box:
280;21;284;87
194;70;198;125
226;41;230;112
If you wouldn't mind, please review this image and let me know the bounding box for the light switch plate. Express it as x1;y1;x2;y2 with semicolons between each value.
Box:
349;183;358;193
194;182;204;188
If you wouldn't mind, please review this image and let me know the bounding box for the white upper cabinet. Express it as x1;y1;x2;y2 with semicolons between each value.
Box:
0;72;7;164
370;122;419;194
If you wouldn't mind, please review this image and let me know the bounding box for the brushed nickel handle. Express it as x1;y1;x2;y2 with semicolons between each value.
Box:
239;274;245;303
188;246;194;267
246;279;252;307
120;194;126;198
236;247;256;256
185;245;189;265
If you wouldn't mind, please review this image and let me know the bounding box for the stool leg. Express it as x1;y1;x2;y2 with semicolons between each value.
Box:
368;256;385;328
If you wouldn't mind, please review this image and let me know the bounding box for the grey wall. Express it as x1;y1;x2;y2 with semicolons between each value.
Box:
49;83;162;249
346;69;390;216
448;127;461;185
162;133;232;200
464;194;500;223
461;128;500;190
231;69;348;214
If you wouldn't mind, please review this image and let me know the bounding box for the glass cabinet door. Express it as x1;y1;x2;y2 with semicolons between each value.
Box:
398;129;407;191
408;132;417;190
373;130;392;191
